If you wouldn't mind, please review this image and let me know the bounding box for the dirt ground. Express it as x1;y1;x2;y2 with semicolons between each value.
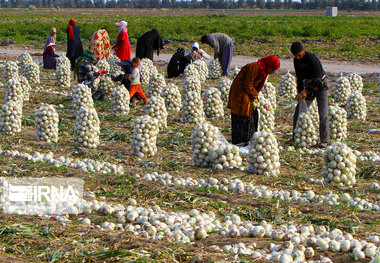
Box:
1;46;379;75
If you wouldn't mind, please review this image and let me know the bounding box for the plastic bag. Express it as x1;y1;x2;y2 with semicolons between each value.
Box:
217;130;229;147
299;99;309;115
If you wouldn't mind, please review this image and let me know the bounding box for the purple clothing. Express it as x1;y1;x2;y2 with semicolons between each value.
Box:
43;48;59;69
219;41;233;76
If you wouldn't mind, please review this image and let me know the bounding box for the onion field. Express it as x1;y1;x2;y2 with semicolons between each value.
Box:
0;10;379;263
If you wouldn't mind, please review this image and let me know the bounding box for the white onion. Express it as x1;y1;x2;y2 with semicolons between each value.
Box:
180;91;205;124
161;83;182;112
328;105;347;141
73;107;100;149
18;53;33;75
322;142;357;186
55;65;71;89
182;75;201;96
208;59;222;79
0;101;22;135
96;59;110;72
18;75;31;102
3;61;19;83
71;84;94;117
331;76;351;105
192;60;208;82
217;78;232;106
203;87;224;119
145;95;167;131
56;56;71;71
230;66;240;81
347;73;363;93
4;78;23;104
148;73;166;97
35;104;59;143
346;92;366;121
248;131;281;177
140;58;158;89
294;111;318;148
262;82;277;110
97;75;115;97
107;55;122;77
23;62;40;85
131;115;159;157
258;94;275;132
209;144;242;170
278;72;297;101
191;122;220;167
110;85;130;115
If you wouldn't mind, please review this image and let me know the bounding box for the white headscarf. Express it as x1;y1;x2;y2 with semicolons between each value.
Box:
115;21;128;35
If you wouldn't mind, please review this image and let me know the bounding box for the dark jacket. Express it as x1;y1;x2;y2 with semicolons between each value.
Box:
43;47;59;69
135;29;163;60
294;51;325;93
66;25;84;59
167;52;191;78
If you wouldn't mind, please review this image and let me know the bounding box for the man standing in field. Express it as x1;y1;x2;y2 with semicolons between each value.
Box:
289;41;329;148
201;33;233;77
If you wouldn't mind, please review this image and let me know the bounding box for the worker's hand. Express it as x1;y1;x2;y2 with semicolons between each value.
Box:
264;104;270;110
214;54;219;59
296;90;307;102
252;98;259;110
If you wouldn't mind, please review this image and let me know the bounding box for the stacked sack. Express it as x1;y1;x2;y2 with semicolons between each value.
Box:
56;56;71;71
181;91;205;124
258;94;275;132
248;131;281;177
35;104;59;143
208;59;222;79
23;62;40;86
203;87;224;119
346;92;366;121
190;123;220;167
192;60;208;82
18;76;31;102
140;58;158;89
230;66;240;81
55;66;71;89
108;56;122;77
3;61;19;82
331;76;351;105
131;115;159;158
96;59;110;72
73;107;100;149
261;82;277;110
161;83;182;112
328;105;347;141
71;84;94;117
18;53;33;75
0;101;22;135
322;142;357;187
110;85;130;115
145;96;167;131
208;144;242;170
97;75;115;97
148;73;166;97
278;72;297;101
217;78;232;106
184;64;200;82
183;76;201;96
347;73;363;93
294;110;318;148
309;100;320;127
4;78;23;104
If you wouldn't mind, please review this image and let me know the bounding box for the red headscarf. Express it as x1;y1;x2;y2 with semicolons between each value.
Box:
257;55;281;91
67;19;76;40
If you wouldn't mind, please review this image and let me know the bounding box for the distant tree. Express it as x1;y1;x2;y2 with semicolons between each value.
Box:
266;0;275;8
274;0;282;8
257;0;265;8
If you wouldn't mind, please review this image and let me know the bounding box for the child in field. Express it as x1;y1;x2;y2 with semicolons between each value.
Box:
129;57;148;104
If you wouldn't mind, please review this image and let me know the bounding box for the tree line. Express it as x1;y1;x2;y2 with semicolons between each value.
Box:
3;0;379;10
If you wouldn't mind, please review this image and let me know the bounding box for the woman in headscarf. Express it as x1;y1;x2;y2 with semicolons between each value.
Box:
44;28;56;51
135;28;163;61
43;43;59;69
66;18;84;70
112;21;131;61
227;55;280;146
89;28;111;61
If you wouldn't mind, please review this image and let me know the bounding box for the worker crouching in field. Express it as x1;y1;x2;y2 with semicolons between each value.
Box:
43;43;59;70
288;41;329;148
185;42;210;62
167;48;191;78
228;55;280;146
201;33;233;77
75;49;107;100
